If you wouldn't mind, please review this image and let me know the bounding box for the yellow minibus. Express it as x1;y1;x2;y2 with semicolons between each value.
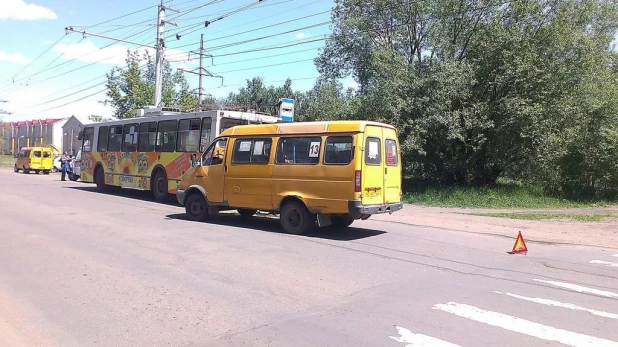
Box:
176;120;403;234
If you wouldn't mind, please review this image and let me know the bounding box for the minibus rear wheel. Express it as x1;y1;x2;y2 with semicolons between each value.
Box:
280;200;314;235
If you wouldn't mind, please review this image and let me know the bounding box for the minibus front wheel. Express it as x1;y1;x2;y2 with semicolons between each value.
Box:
280;200;315;235
185;193;209;222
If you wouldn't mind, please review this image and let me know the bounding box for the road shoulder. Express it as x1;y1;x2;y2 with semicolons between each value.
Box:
370;205;618;249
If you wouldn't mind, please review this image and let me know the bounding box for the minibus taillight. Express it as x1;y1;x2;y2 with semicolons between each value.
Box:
355;170;361;192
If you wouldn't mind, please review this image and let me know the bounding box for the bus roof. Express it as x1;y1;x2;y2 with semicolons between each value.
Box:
83;109;280;127
219;120;396;137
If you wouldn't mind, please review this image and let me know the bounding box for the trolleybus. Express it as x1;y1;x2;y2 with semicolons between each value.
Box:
76;106;284;202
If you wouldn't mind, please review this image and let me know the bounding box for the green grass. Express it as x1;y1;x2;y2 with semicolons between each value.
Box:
403;181;612;209
0;155;14;169
471;212;616;222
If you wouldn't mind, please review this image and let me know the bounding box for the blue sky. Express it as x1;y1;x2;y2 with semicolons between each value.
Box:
0;0;348;123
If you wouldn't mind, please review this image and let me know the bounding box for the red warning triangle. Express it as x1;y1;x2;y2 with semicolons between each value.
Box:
510;231;528;254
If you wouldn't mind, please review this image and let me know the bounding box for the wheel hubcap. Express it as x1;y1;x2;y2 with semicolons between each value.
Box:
286;209;301;229
156;178;164;194
190;200;203;215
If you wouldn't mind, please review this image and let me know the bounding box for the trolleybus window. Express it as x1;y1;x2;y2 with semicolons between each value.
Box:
156;120;177;152
81;126;94;152
177;118;200;152
122;123;138;152
138;122;157;152
108;125;123;152
200;117;212;152
97;126;109;151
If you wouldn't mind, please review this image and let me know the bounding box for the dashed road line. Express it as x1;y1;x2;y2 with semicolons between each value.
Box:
590;260;618;268
433;302;618;347
389;326;461;347
532;279;618;298
493;291;618;319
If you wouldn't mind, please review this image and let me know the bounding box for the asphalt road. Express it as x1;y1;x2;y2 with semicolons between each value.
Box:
0;169;617;347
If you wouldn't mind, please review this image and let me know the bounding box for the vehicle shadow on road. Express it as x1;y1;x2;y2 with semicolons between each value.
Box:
165;213;386;241
64;186;180;206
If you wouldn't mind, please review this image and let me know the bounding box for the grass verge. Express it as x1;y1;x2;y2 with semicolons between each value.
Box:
470;212;616;222
0;155;14;169
403;182;612;209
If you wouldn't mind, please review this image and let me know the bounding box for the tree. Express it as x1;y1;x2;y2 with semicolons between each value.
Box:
103;50;197;119
316;0;618;195
88;115;115;123
224;77;304;115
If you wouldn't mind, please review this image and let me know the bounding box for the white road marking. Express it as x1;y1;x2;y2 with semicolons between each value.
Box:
613;254;618;258
433;302;618;347
533;279;618;298
494;291;618;319
590;260;618;268
389;326;461;347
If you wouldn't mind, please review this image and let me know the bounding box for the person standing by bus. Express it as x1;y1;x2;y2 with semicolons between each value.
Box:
60;152;68;181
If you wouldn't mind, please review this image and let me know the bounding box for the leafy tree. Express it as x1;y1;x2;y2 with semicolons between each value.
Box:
103;50;197;119
315;0;618;197
223;77;304;115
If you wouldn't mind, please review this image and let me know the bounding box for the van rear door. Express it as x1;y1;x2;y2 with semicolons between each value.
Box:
361;126;385;206
30;149;42;168
383;129;402;204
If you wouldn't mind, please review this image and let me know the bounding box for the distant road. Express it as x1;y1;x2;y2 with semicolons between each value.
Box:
0;169;617;346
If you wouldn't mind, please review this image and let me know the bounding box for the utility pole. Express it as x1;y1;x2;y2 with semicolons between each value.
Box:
154;0;166;108
65;1;178;108
179;34;223;104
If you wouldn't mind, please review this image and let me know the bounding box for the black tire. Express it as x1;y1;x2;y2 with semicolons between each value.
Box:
95;167;108;192
34;170;40;174
23;167;29;174
279;200;315;235
152;170;169;203
43;170;50;175
69;173;79;181
185;193;209;222
237;208;257;218
13;165;19;173
331;215;355;228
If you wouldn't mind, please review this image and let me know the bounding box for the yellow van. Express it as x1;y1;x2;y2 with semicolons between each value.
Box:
14;147;54;174
176;120;403;234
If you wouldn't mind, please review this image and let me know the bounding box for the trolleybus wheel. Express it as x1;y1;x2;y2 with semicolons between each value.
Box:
152;170;169;203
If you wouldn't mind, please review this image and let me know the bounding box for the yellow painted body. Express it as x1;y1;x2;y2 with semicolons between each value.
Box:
14;147;54;172
179;120;403;217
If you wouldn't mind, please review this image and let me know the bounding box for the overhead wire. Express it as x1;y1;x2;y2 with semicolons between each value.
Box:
163;8;330;60
0;24;156;95
168;0;267;39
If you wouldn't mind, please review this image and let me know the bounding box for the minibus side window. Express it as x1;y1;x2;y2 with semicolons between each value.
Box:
232;138;272;164
43;151;51;158
385;139;398;166
365;137;381;165
33;151;41;158
275;137;322;165
324;136;354;165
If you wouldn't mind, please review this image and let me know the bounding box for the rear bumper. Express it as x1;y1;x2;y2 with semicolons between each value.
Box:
348;200;403;215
